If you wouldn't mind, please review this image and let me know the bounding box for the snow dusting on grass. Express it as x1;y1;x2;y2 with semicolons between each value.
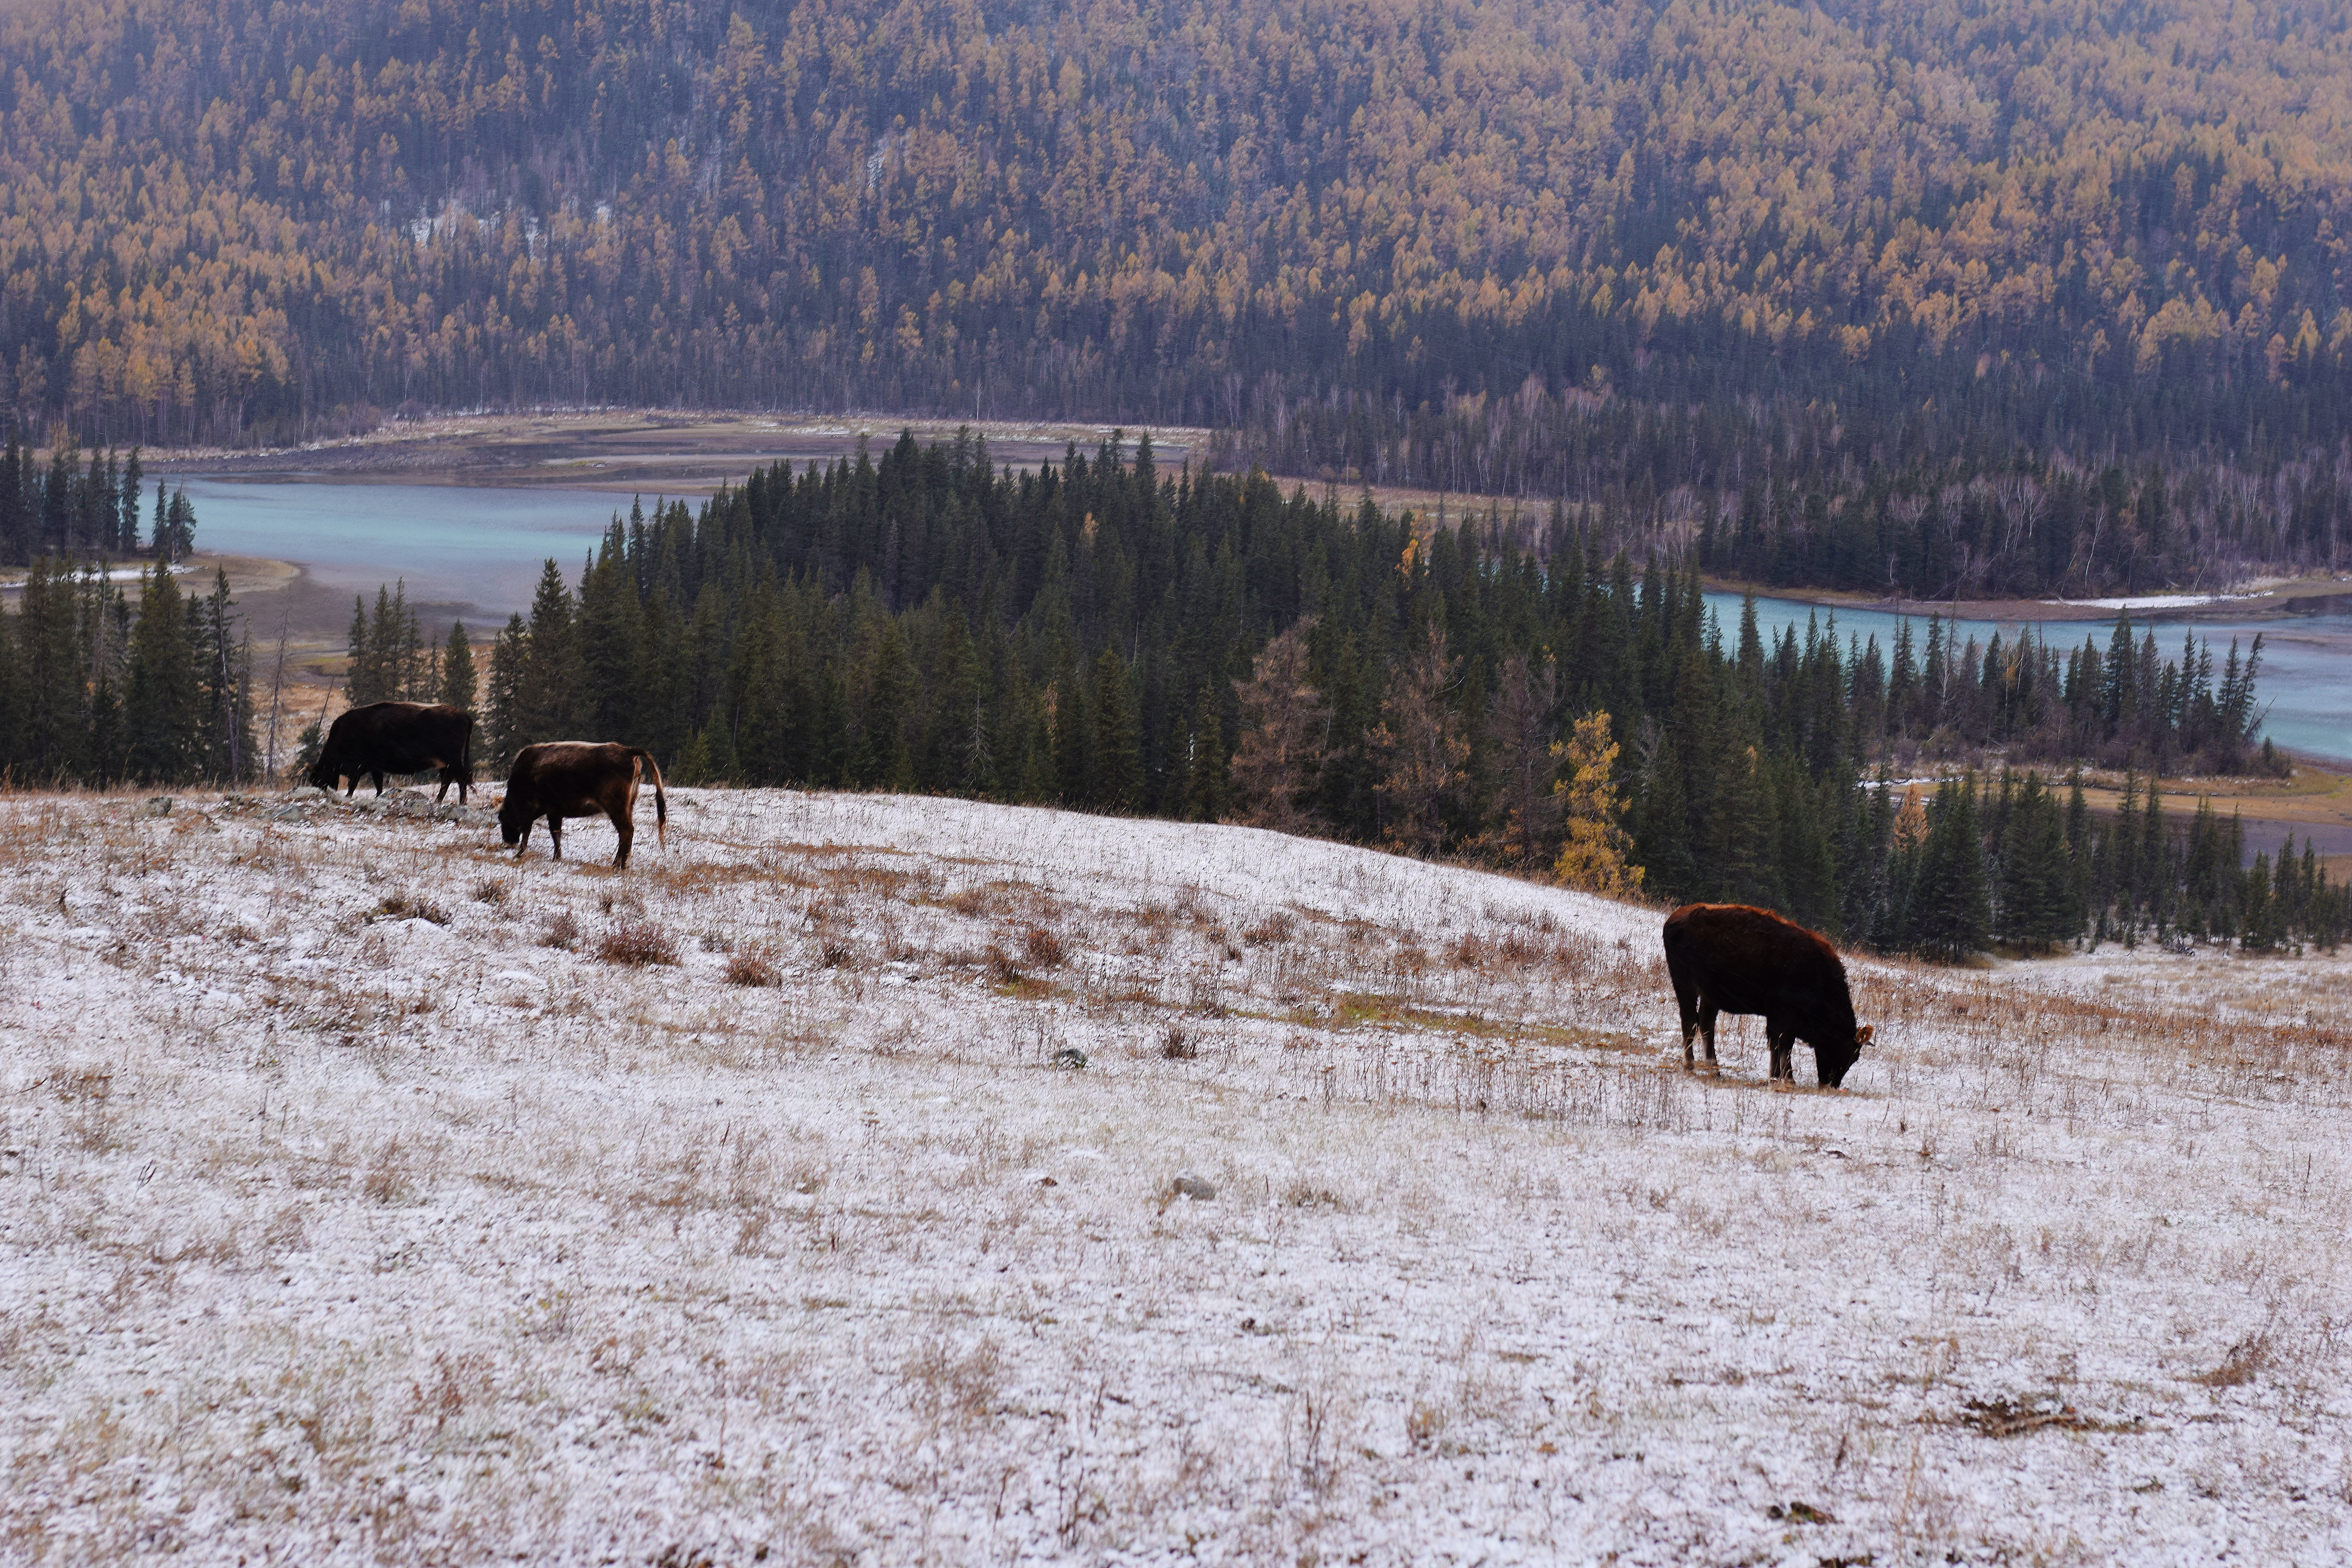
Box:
3;788;2349;1564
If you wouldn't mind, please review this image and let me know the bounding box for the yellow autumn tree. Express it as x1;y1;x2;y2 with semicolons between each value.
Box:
1552;711;1644;898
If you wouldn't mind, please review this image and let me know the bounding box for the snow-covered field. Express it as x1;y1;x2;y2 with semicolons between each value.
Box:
3;787;2348;1565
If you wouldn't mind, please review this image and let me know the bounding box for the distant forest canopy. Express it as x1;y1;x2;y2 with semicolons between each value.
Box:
11;0;2352;592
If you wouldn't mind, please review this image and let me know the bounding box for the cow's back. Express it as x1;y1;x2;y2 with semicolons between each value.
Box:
1663;904;1852;1033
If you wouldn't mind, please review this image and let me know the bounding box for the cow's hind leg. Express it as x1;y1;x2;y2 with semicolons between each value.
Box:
1698;999;1720;1068
609;806;633;869
1674;980;1700;1070
372;771;387;797
549;818;564;861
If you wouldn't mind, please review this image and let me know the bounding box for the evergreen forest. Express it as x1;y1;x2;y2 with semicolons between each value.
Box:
11;0;2352;593
0;428;2339;954
315;432;2352;955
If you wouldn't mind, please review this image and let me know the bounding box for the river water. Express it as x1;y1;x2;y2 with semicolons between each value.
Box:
183;477;630;631
181;477;2352;770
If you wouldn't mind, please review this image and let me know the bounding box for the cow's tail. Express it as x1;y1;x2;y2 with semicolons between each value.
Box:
630;749;668;851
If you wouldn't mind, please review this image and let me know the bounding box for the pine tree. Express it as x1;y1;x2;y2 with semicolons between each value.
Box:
507;560;578;754
1994;773;2072;952
442;622;477;711
1482;651;1561;870
1229;616;1326;832
123;560;200;782
1908;777;1990;960
1184;684;1229;822
194;569;252;781
1371;619;1468;855
484;613;528;763
1552;710;1643;897
1091;645;1144;811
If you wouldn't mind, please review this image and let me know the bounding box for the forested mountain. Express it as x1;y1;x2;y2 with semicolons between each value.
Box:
10;0;2352;592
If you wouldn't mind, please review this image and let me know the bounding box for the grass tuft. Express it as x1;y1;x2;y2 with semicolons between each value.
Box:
598;919;679;967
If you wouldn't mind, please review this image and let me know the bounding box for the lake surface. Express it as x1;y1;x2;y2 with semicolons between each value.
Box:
1702;592;2352;771
183;477;630;627
182;477;2352;768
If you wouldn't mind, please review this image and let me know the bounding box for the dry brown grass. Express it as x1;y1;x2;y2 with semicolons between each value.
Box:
597;920;679;967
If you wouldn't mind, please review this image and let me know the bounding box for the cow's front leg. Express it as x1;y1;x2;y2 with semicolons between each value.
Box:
1766;1025;1793;1082
372;771;387;797
514;818;534;859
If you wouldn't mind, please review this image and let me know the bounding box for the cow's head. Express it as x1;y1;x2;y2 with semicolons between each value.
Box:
1816;1024;1873;1089
305;751;338;791
497;795;526;846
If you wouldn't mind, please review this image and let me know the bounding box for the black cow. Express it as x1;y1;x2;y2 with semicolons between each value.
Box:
309;702;476;803
1662;903;1873;1087
497;742;667;869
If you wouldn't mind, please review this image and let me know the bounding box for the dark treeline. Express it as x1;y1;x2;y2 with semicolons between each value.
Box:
1227;391;2352;599
0;438;196;564
457;429;2342;956
0;557;254;786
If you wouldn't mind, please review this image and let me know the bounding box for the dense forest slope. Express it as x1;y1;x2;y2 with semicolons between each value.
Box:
10;0;2352;589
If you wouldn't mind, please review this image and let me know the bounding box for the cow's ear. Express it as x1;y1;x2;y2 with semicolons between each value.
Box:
1855;1025;1874;1046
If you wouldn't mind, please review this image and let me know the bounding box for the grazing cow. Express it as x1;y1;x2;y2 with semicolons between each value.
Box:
497;742;667;869
309;702;476;803
1661;903;1873;1087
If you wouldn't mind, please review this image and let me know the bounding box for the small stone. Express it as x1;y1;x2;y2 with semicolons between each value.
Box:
286;786;326;801
135;796;172;818
1171;1172;1217;1201
1051;1047;1088;1070
432;802;465;822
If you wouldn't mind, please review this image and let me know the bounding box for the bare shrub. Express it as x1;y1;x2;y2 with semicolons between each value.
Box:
1022;925;1068;968
699;929;735;953
539;911;581;950
1284;1179;1346;1210
470;878;509;905
945;885;1004;918
56;1067;119;1151
375;893;450;925
599;920;679;967
1242;909;1296;946
985;944;1021;985
1161;1022;1198;1060
815;923;857;968
902;1335;1004;1425
726;944;782;987
2196;1333;2273;1388
363;1137;410;1204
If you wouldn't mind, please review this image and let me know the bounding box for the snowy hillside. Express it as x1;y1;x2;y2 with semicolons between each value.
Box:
2;787;2348;1564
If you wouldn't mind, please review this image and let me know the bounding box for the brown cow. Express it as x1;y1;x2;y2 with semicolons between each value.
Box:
309;701;476;802
497;742;667;869
1662;904;1873;1087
